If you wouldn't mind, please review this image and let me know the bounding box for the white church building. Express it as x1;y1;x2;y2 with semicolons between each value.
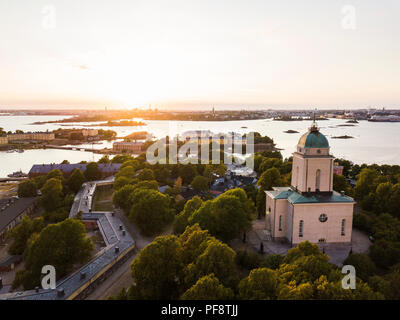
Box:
265;122;355;245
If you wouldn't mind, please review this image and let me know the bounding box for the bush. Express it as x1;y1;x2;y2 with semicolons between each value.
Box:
235;250;262;270
262;254;284;270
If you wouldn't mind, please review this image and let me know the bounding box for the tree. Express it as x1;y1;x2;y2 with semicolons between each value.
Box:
98;155;111;164
354;168;379;202
257;168;283;217
181;274;234;300
258;168;283;191
85;162;101;181
388;183;400;218
191;176;209;192
132;180;159;191
130;235;183;299
46;169;64;182
343;253;376;282
66;168;86;193
184;239;238;289
17;180;37;197
40;178;63;212
112;154;134;163
262;254;284;270
374;182;393;213
116;166;136;180
7;217;45;255
112;184;136;212
370;239;400;269
238;268;277;300
17;219;93;289
114;176;135;191
129;189;174;236
333;174;351;194
189;192;252;242
179;165;197;185
137;168;155;181
173;196;203;234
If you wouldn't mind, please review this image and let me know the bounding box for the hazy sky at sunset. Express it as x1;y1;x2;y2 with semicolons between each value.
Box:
1;0;399;110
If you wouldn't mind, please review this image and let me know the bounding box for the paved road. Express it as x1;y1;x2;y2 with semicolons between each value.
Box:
84;209;158;300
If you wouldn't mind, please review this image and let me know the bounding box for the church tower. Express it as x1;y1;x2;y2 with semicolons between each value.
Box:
291;122;334;194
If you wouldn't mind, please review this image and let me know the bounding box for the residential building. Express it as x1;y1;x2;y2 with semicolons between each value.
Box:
0;197;37;242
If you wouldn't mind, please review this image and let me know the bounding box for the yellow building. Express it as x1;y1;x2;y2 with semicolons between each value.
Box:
0;136;7;145
265;122;355;245
7;132;55;142
112;141;144;153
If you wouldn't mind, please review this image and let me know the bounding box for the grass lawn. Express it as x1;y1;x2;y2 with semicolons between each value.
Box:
93;187;115;212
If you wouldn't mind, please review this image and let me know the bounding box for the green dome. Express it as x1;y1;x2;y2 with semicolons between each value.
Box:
298;128;329;148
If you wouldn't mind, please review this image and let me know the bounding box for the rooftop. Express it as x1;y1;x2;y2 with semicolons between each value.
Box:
265;187;354;204
0;197;36;232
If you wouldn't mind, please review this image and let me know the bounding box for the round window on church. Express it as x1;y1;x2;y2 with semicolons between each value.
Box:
319;214;328;223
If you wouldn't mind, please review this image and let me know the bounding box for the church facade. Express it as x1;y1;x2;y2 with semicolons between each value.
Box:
265;122;355;245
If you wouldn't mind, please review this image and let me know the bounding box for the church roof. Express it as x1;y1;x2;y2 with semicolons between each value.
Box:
265;188;354;204
298;124;329;148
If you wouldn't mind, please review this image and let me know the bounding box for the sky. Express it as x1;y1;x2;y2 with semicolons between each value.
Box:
0;0;399;110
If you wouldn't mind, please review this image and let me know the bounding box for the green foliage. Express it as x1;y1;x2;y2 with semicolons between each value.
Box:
137;168;155;181
132;180;159;191
343;253;376;282
111;154;134;163
370;239;400;269
262;254;284;270
235;250;262;270
239;268;278;300
173;196;203;235
130;235;184;299
7;216;45;255
84;162;101;181
17;180;37;197
354;168;379;202
179;164;198;185
116;166;136;180
181;274;234;300
15;219;93;290
112;184;136;212
46;169;64;182
66;169;86;193
40;178;64;212
114;176;135;191
98;155;111;163
333;174;352;195
189;190;252;242
129;189;174;236
256;168;283;217
191;175;209;192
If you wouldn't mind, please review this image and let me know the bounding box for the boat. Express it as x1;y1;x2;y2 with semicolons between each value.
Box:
368;115;400;122
7;170;28;178
17;149;24;153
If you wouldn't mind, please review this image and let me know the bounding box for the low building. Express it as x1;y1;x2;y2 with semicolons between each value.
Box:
112;141;144;153
82;129;98;137
333;163;344;176
28;163;122;178
7;132;55;142
0;197;37;242
0;136;8;145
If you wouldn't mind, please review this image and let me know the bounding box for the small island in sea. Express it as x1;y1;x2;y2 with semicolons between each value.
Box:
331;135;354;139
284;130;299;134
88;120;146;127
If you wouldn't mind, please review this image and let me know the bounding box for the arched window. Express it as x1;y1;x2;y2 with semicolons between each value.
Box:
279;215;282;231
316;169;321;191
299;220;304;237
341;219;346;236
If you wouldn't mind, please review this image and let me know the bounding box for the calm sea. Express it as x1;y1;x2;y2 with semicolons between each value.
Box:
0;115;399;177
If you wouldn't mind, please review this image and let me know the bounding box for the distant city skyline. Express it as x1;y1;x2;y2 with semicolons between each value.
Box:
1;0;400;110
